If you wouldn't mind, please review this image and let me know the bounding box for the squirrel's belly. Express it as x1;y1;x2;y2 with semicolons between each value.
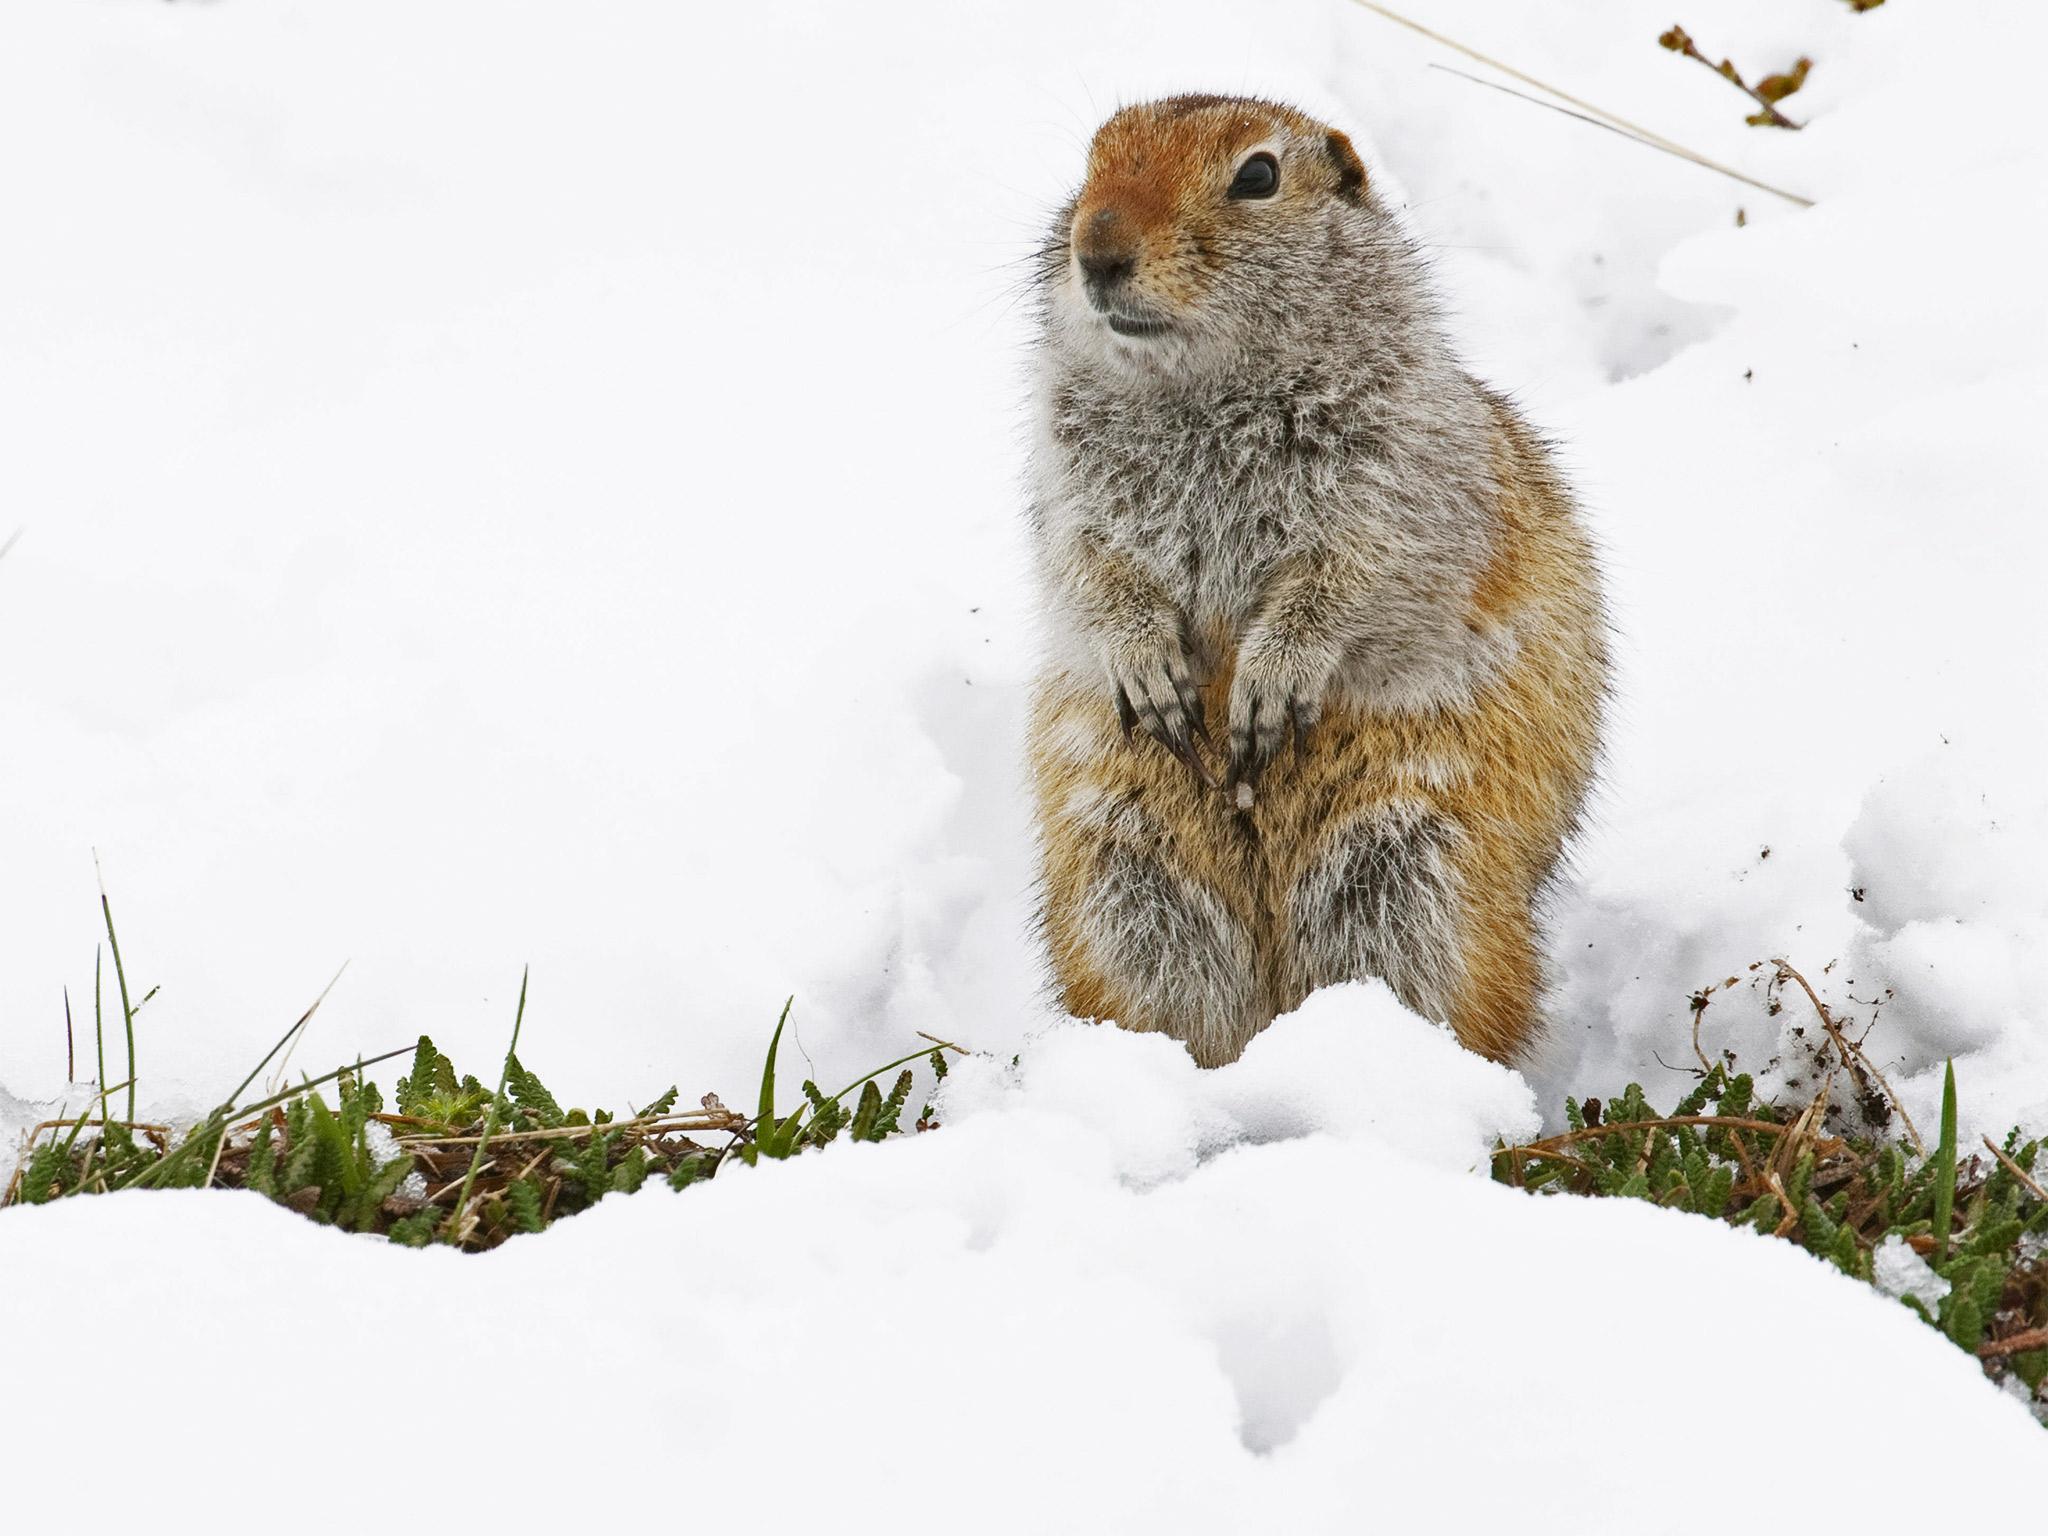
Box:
1333;618;1522;719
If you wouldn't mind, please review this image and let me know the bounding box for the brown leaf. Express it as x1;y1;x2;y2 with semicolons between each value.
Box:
1756;58;1814;103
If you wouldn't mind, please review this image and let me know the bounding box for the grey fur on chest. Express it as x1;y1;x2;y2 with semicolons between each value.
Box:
1035;369;1501;655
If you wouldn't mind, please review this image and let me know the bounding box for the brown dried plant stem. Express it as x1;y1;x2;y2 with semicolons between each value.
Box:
1760;1083;1834;1234
1690;987;1717;1074
1341;0;1814;207
1983;1135;2048;1203
1658;26;1804;129
1980;1326;2048;1359
1514;1113;1842;1159
394;1110;746;1148
1770;959;1925;1155
16;1117;170;1139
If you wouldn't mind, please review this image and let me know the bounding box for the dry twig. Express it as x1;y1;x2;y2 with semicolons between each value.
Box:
1689;981;1723;1075
1514;1114;1846;1158
1771;959;1925;1154
394;1109;747;1148
1980;1327;2048;1359
1343;0;1814;206
1658;26;1808;129
1982;1135;2048;1204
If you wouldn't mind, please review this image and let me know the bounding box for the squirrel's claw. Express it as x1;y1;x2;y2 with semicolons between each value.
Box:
1169;728;1218;789
1289;698;1315;758
1178;680;1216;751
1146;698;1217;789
1229;684;1319;802
1115;671;1216;788
1227;694;1286;797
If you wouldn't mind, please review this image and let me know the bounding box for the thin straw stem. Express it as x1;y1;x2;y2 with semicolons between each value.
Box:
1344;0;1815;208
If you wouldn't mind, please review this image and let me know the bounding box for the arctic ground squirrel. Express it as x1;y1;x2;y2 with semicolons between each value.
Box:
1025;94;1608;1066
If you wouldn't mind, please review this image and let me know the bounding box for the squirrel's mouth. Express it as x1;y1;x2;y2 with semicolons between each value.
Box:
1104;312;1172;338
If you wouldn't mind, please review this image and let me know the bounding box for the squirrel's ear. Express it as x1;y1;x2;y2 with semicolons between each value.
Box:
1324;131;1367;201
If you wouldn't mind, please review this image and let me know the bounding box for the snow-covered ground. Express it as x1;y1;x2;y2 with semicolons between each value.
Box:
4;0;2046;1521
8;989;2046;1526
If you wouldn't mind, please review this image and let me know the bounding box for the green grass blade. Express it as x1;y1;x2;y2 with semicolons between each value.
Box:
1933;1059;1958;1261
443;967;528;1246
228;1046;413;1125
95;868;140;1124
93;947;107;1113
224;964;350;1108
757;996;794;1129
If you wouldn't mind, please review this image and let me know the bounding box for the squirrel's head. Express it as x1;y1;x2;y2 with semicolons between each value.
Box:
1043;95;1377;377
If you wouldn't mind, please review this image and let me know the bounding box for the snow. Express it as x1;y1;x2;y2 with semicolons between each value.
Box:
939;982;1542;1185
1873;1232;1952;1312
4;0;2048;1520
4;994;2043;1527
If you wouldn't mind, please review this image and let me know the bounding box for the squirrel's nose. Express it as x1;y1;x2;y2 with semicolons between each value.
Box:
1078;250;1135;292
1075;207;1138;304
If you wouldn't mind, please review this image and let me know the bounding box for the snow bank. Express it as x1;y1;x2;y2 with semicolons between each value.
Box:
1314;3;2048;1143
3;993;2040;1528
1502;0;2048;1139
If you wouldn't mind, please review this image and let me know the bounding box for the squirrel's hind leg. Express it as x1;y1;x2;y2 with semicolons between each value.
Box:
1033;681;1264;1067
1281;798;1541;1063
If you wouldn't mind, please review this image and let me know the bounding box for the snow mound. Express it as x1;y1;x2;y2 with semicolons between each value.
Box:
944;982;1539;1185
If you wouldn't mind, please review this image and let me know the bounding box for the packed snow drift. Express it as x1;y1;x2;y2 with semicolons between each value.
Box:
3;0;2045;1522
6;990;2046;1526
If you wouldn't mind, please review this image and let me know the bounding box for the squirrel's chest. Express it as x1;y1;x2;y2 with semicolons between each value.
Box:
1069;432;1308;617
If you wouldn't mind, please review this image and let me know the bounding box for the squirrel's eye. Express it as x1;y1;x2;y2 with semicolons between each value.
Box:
1227;152;1279;200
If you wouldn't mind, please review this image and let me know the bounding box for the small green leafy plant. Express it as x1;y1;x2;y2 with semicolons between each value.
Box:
735;998;947;1166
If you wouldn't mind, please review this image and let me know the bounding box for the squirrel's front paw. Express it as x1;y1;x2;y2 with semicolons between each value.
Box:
1226;656;1324;806
1107;641;1215;788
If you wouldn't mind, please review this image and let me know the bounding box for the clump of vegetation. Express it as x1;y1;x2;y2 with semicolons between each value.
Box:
1499;968;2048;1421
1659;24;1814;129
4;897;955;1251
